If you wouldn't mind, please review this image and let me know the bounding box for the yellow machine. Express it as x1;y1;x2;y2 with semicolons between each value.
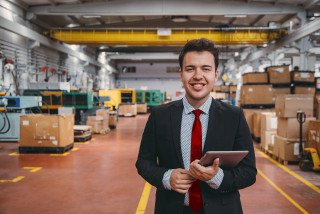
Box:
100;90;121;111
300;148;320;171
40;91;63;110
120;89;136;104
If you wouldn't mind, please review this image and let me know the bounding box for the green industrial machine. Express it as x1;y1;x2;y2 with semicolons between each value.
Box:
62;92;93;109
145;90;163;107
135;90;146;103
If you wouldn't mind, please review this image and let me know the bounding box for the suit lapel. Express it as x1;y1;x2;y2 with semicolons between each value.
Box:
171;100;184;168
203;98;220;154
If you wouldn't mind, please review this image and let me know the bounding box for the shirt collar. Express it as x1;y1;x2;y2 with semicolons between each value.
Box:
182;96;212;115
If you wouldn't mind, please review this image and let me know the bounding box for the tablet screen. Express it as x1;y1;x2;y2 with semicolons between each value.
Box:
198;151;249;169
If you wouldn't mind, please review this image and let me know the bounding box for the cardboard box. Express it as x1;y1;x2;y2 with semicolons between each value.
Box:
274;135;305;161
307;120;320;154
291;71;315;83
241;85;274;105
277;117;316;140
243;109;256;134
261;112;277;131
58;107;75;115
275;94;314;118
96;109;110;130
210;92;228;99
253;110;274;138
314;95;320;120
137;103;148;113
261;130;276;151
293;86;315;95
242;72;268;84
272;87;291;100
266;65;290;84
229;85;237;92
212;86;222;92
119;103;137;116
20;114;74;147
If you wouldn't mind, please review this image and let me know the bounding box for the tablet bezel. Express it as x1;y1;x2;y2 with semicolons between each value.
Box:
198;151;249;169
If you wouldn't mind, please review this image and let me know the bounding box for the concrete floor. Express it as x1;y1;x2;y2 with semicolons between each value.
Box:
1;114;320;214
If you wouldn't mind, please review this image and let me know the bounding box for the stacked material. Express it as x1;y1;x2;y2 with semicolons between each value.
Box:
260;112;277;151
240;72;273;107
86;115;110;134
137;103;148;114
308;121;320;154
96;109;110;132
74;125;92;142
273;94;315;162
119;103;137;117
19;114;74;153
291;71;315;95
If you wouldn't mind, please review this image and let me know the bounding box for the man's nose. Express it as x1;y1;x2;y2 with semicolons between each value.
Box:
193;68;203;78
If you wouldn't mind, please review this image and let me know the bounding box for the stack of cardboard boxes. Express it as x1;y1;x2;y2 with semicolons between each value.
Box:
260;112;277;152
291;70;315;95
273;94;315;162
86;109;110;134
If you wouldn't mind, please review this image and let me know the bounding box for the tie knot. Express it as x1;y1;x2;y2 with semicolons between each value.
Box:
192;109;202;117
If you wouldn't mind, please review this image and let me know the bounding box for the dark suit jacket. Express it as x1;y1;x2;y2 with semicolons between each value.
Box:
136;98;257;214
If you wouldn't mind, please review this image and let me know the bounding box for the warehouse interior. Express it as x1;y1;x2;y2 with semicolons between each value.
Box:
0;0;320;213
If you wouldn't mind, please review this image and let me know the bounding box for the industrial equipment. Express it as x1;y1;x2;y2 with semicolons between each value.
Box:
62;92;93;109
298;111;320;171
100;89;121;111
23;90;63;113
145;90;163;107
135;90;146;103
120;89;136;103
0;96;42;141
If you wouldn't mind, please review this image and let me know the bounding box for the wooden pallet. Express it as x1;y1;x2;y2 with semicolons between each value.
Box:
74;134;92;142
19;143;74;154
92;128;110;135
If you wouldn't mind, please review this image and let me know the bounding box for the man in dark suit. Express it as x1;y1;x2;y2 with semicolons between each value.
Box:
136;38;257;214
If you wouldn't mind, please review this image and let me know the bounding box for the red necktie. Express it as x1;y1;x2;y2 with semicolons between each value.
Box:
189;109;203;213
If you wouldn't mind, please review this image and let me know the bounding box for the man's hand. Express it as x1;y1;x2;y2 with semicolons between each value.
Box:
170;168;196;194
189;158;220;181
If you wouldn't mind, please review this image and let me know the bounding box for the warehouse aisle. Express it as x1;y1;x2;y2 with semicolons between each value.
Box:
1;114;320;214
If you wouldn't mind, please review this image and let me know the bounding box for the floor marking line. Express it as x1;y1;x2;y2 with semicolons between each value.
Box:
23;167;42;172
0;176;25;183
135;182;152;214
50;152;70;156
255;148;320;194
258;169;309;214
70;147;79;151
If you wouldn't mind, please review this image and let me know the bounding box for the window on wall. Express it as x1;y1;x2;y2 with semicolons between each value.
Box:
122;66;136;73
166;66;180;73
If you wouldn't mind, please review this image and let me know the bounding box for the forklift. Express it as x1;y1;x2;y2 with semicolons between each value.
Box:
297;110;320;171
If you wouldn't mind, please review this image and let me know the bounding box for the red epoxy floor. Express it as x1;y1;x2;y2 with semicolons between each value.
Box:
1;114;320;214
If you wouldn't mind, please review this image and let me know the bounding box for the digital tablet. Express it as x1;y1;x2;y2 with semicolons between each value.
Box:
198;151;249;169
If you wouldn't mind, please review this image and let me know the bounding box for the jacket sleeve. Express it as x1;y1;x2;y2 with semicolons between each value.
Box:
135;109;169;190
218;108;257;192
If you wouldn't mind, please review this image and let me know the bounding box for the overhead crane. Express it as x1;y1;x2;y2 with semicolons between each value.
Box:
45;28;288;46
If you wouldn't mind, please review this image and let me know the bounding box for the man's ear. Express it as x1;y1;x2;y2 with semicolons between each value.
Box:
215;70;219;80
179;69;182;80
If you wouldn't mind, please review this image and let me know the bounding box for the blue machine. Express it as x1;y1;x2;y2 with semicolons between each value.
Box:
0;96;42;141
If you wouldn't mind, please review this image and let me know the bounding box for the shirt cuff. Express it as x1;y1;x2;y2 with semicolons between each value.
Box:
206;167;224;189
162;169;174;190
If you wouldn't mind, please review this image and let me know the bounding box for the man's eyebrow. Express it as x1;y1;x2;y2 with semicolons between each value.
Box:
202;65;212;68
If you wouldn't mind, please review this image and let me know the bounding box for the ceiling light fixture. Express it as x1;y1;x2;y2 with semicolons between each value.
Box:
171;16;189;22
83;15;102;19
224;14;247;18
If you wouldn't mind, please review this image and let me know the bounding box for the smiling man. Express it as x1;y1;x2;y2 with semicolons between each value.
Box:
136;38;257;214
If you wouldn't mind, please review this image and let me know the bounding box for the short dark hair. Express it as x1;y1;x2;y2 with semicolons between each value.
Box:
179;38;219;71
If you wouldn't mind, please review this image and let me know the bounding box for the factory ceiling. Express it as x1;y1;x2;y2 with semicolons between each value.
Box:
8;0;320;69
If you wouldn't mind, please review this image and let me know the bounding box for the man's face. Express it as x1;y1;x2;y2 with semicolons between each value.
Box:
179;51;218;107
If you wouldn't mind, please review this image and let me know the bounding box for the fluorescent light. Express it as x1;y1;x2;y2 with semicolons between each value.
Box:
171;16;188;22
224;15;247;18
234;52;239;57
83;15;101;18
263;44;268;47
